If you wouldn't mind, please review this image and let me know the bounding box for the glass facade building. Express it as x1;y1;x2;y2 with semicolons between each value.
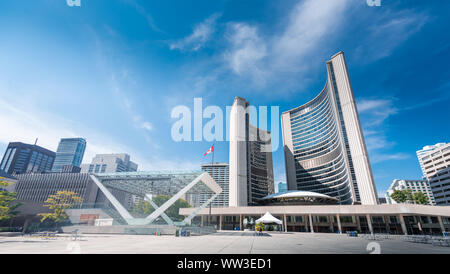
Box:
52;138;86;173
0;142;56;175
281;52;378;205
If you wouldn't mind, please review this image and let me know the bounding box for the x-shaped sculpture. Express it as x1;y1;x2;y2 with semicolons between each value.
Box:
90;172;222;226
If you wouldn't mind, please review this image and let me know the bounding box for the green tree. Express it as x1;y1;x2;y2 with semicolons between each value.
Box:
390;189;413;204
412;191;429;205
132;200;153;216
131;195;192;221
38;191;83;224
0;178;22;222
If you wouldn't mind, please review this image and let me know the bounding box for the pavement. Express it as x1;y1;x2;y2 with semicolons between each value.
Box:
1;231;450;254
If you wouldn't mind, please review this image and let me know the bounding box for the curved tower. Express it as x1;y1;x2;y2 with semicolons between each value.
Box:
281;52;378;205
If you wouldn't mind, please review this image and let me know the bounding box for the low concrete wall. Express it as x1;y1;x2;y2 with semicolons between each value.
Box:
61;225;177;235
65;208;113;225
60;225;216;236
0;232;23;237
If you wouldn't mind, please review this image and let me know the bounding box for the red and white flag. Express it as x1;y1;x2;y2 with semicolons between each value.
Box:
204;145;214;156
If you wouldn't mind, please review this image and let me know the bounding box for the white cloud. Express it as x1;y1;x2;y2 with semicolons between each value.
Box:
0;98;138;165
354;9;428;62
140;121;153;131
224;23;267;79
222;0;351;87
123;0;163;33
170;13;221;51
357;98;398;127
273;0;350;68
0;98;201;172
371;153;410;164
357;98;407;165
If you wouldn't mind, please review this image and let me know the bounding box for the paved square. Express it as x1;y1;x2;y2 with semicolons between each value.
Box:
1;232;450;254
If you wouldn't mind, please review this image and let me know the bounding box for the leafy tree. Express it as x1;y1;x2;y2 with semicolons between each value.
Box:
390;189;413;204
132;200;153;216
412;191;429;205
0;178;22;222
38;191;83;224
131;195;192;221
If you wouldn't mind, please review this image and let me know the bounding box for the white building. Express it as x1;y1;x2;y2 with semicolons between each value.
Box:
419;143;450;206
281;52;378;205
186;163;229;208
417;143;447;177
81;153;138;174
229;97;274;207
386;179;436;206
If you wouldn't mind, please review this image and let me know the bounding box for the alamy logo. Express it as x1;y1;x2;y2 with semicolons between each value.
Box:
67;0;81;7
366;0;381;6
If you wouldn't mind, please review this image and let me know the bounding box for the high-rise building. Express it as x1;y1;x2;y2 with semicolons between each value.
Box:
0;142;56;175
417;143;447;177
52;138;86;173
229;97;274;207
186;162;229;208
386;179;436;206
277;182;288;193
281;52;378;205
418;143;450;206
81;153;138;174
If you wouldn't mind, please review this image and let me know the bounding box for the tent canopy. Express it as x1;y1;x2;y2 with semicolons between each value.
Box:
255;212;282;225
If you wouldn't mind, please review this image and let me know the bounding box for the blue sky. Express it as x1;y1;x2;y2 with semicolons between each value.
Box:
0;0;449;197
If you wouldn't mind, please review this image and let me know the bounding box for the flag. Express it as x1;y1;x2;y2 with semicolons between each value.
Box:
204;145;214;156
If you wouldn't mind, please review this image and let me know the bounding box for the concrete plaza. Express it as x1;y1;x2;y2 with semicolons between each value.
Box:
1;231;450;254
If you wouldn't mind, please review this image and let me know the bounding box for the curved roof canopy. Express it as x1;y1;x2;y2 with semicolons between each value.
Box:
261;190;339;205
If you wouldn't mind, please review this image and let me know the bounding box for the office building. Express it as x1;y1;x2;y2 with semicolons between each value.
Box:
229;97;275;207
386;179;436;206
52;138;86;173
277;182;288;193
417;143;447;177
0;142;55;175
14;173;99;204
419;143;450;206
281;52;378;205
189;162;229;208
81;153;138;174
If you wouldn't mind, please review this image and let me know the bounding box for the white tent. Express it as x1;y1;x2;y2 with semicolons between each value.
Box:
255;212;283;225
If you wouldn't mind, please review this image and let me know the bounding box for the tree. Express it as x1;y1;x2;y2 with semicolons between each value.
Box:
412;191;429;205
0;178;22;222
131;195;192;221
38;191;83;224
132;200;153;216
390;189;413;204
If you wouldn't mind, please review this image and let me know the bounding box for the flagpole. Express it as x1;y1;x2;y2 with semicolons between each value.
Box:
211;143;215;166
209;143;214;227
